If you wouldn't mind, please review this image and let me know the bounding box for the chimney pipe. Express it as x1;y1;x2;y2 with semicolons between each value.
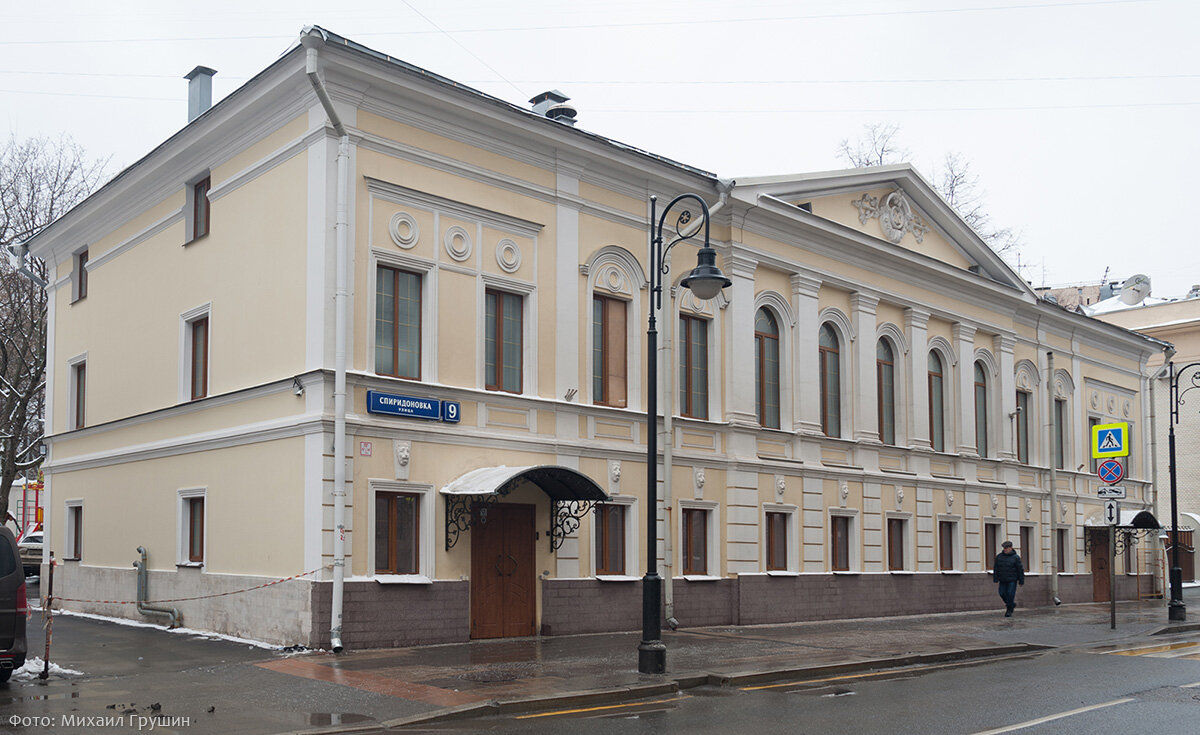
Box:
185;66;218;123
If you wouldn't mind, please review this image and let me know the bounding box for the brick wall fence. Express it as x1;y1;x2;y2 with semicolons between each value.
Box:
309;580;468;649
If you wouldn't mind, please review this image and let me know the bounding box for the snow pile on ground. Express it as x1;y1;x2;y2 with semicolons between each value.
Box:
11;656;84;681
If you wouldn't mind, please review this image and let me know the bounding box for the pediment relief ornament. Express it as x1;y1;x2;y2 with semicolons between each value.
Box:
595;264;632;296
896;487;904;508
852;190;930;244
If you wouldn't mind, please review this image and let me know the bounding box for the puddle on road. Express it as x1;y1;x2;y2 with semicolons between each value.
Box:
0;691;80;705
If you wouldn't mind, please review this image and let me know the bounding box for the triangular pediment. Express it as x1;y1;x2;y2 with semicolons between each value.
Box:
732;165;1028;293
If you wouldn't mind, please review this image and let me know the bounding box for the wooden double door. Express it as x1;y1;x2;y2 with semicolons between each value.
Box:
470;503;536;639
1089;528;1111;602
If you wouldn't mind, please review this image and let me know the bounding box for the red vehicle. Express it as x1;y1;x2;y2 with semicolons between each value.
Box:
0;526;28;682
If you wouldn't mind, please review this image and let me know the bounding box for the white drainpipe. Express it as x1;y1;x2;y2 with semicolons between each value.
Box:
302;28;349;653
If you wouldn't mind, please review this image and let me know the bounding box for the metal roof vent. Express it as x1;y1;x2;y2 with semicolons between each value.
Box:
529;90;577;126
185;65;217;122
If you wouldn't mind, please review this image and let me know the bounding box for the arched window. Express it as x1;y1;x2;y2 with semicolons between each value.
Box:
974;361;989;456
928;351;945;452
877;338;896;445
755;308;780;429
819;324;841;438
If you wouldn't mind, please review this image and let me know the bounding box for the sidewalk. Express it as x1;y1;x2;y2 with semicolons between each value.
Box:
272;587;1200;734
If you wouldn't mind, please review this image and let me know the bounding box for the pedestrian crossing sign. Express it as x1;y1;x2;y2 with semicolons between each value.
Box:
1092;422;1129;458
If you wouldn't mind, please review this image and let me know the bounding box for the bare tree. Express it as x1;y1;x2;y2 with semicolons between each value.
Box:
837;125;1021;256
0;135;107;526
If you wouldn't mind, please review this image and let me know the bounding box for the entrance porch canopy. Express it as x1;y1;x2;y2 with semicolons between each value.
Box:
439;465;610;551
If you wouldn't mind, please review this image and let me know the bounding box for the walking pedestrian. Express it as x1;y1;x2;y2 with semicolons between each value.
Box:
992;540;1024;617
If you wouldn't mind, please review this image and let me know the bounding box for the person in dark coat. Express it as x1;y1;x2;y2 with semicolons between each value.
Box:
992;540;1025;617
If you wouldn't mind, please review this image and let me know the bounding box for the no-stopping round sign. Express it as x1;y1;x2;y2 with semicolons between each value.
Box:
1097;459;1124;484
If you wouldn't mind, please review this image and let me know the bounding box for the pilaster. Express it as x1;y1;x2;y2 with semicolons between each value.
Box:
852;292;880;442
792;272;822;436
905;308;932;450
994;333;1017;461
954;322;978;455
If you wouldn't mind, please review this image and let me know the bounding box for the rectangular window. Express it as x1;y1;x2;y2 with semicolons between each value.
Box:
1088;417;1100;472
190;316;209;400
485;289;523;393
66;504;82;560
375;492;420;575
985;523;1000;571
1058;528;1070;573
679;315;708;419
766;511;788;571
1016;391;1030;464
595;503;626;575
193;177;211;240
375;266;422;379
1020;526;1033;568
831;515;851;571
74;249;89;302
682;508;708;575
887;518;906;571
938;521;955;570
72;361;86;430
187;497;205;563
592;296;627;407
1054;398;1066;470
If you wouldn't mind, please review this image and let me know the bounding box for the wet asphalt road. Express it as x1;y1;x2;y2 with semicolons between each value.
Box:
414;643;1200;734
0;580;437;735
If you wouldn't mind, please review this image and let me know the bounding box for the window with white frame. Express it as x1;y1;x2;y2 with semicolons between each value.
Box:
185;174;211;243
485;288;523;393
830;509;859;572
1019;524;1036;570
376;265;422;380
179;304;211;402
819;323;842;438
886;514;911;571
593;295;628;408
928;350;946;452
755;308;781;429
369;481;434;580
679;500;719;577
72;248;89;303
594;498;637;576
985;521;1002;571
937;518;961;571
69;357;87;430
764;505;798;573
877;338;896;444
1058;527;1071;573
177;488;206;566
974;362;989;456
65;500;83;560
679;314;709;419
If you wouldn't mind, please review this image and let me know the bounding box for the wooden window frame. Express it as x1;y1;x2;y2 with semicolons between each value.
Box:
485;289;523;393
985;523;1000;571
66;503;82;561
819;324;841;438
755;308;780;429
765;511;788;571
187;497;205;563
1016;391;1031;464
594;503;627;575
592;295;628;407
375;491;421;575
1020;525;1033;568
974;362;988;457
682;507;708;575
73;361;86;430
192;177;211;240
831;515;851;571
375;265;422;380
928;351;945;452
1054;398;1067;470
887;517;906;571
1058;528;1070;573
877;338;896;445
190;316;209;400
74;249;89;302
679;314;709;420
938;520;956;571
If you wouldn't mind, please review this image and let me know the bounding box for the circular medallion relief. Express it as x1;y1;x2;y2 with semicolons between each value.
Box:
1123;399;1132;418
444;225;472;262
496;238;522;273
389;212;419;249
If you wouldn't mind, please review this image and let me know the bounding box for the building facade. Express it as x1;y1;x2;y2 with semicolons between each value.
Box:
24;29;1165;648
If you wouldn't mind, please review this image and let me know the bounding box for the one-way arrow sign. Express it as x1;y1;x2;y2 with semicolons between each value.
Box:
1104;499;1120;525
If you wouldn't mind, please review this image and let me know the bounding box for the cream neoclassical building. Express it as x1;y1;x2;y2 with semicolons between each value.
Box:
23;28;1167;648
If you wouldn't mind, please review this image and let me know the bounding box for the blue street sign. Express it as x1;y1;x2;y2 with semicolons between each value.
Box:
442;401;461;423
367;391;441;420
1097;459;1124;484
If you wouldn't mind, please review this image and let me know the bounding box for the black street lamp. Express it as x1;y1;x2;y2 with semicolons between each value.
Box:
639;194;732;675
1167;360;1196;621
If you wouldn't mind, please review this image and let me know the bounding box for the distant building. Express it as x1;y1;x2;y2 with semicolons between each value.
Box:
23;28;1167;648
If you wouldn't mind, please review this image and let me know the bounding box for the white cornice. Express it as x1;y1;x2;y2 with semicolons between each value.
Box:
365;176;543;236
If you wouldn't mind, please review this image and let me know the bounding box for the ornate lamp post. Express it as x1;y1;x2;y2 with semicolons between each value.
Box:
1167;360;1197;621
639;194;731;675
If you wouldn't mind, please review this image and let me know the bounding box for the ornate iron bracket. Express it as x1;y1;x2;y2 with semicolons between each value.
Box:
444;487;510;550
550;500;596;551
1084;527;1157;555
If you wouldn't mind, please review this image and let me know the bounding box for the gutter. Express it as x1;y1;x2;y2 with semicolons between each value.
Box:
301;26;349;654
134;546;180;628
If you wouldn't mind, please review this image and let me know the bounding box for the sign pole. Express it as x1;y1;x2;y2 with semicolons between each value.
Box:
1110;524;1117;630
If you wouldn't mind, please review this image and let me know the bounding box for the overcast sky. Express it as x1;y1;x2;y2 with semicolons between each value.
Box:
4;0;1197;298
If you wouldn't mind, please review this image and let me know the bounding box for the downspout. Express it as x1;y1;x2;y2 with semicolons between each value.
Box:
1047;351;1059;605
134;547;180;628
1148;345;1175;596
302;28;349;653
661;180;733;630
